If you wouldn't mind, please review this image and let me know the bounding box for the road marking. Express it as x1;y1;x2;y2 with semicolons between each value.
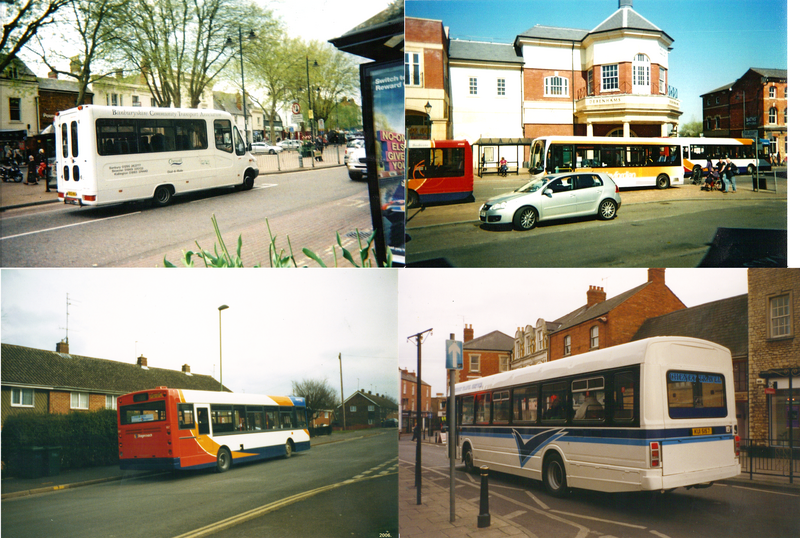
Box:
549;510;648;529
173;458;397;538
525;490;550;510
0;212;141;241
650;530;673;538
729;484;799;497
504;510;527;520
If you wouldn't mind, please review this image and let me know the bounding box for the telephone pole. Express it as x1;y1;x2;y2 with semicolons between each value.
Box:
407;328;432;505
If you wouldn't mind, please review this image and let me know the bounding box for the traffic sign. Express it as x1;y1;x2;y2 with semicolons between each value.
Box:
446;339;463;370
291;102;301;115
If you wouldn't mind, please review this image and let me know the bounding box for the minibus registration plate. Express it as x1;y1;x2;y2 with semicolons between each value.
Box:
692;427;712;436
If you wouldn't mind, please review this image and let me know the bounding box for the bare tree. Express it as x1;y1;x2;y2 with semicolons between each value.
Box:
290;378;338;424
0;0;71;73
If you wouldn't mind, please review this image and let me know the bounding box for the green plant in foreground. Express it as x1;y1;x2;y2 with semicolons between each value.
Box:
164;214;389;268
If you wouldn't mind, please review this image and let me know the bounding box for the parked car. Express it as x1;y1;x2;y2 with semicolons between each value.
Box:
250;142;283;154
344;139;365;164
347;146;366;180
278;139;302;150
479;171;621;231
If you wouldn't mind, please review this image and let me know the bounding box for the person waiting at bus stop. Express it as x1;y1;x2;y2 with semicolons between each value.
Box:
724;157;737;193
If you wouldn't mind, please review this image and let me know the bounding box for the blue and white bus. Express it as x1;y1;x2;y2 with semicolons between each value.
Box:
454;337;740;496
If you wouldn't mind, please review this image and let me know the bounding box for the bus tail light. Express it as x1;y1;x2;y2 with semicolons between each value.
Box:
734;435;741;457
649;442;661;467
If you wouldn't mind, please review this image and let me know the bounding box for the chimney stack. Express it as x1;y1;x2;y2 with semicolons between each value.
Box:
182;364;191;374
587;285;606;306
648;268;666;286
137;355;148;368
55;339;69;354
464;324;474;342
48;70;58;79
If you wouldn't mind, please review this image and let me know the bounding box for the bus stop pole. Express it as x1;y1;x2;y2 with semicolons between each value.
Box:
449;367;456;522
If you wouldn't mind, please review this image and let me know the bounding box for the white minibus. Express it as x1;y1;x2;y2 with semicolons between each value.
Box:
55;105;259;207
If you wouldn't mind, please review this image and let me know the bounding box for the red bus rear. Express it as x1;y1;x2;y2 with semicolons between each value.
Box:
407;139;474;207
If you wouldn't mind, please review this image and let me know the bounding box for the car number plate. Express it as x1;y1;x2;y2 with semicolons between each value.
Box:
67;191;77;197
692;427;712;436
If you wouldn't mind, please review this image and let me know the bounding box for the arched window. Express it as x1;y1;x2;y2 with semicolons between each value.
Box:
633;53;650;94
769;107;777;124
769;86;776;98
545;75;569;96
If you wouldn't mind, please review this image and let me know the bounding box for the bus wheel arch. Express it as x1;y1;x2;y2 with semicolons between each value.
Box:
408;190;420;208
542;450;569;497
153;185;174;206
656;174;670;189
215;446;232;473
284;438;295;458
747;164;756;176
462;442;475;473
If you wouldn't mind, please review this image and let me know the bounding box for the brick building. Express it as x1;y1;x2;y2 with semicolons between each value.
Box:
701;68;787;163
37;74;93;133
405;17;452;140
748;269;800;447
1;343;227;425
336;390;397;430
458;324;514;383
400;368;432;434
548;268;685;361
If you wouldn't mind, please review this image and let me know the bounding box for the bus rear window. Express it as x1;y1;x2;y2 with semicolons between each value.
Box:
667;371;727;418
120;401;166;425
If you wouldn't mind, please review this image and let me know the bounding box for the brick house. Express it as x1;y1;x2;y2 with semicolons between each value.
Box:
37;74;93;133
405;17;452;140
2;343;228;425
548;268;686;361
400;368;432;434
747;269;800;447
336;390;397;430
701;68;787;163
633;294;749;436
458;324;515;382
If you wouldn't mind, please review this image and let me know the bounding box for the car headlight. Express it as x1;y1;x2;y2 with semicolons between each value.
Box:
490;201;507;211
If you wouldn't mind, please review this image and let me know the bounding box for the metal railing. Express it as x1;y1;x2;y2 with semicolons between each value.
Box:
739;438;800;483
251;144;342;174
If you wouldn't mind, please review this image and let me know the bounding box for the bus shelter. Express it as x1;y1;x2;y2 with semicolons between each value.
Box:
473;137;531;177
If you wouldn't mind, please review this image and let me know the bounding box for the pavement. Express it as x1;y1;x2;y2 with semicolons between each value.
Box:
398;435;800;538
0;429;384;500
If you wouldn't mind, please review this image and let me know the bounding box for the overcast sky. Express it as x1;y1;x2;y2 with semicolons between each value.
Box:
398;268;748;395
1;269;398;401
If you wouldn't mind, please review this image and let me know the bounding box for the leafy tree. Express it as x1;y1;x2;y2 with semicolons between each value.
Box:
28;0;128;106
291;378;339;423
300;40;359;133
679;120;703;137
0;0;71;73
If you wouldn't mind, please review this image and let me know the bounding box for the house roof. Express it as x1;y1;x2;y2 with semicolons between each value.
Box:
449;40;524;65
632;294;748;358
212;91;258;117
550;282;651;334
749;68;787;80
37;77;93;95
341;389;397;409
1;344;229;394
516;25;589;43
591;3;670;41
400;369;430;387
464;330;514;352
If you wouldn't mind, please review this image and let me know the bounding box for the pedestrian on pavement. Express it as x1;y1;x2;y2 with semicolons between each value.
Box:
35;149;51;192
412;424;419;441
724;156;737;193
26;154;38;185
716;158;729;193
13;148;22;165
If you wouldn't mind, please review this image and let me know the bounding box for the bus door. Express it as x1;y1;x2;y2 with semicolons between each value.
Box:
196;406;210;435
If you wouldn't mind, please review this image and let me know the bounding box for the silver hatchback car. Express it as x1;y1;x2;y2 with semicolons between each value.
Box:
479;171;621;231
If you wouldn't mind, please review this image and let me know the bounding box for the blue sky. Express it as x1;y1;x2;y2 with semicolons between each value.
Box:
406;0;789;126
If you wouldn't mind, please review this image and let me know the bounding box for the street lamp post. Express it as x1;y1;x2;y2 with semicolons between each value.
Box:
227;29;255;146
218;305;229;391
306;57;318;141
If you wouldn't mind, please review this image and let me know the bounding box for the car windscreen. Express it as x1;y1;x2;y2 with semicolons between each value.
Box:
515;179;549;193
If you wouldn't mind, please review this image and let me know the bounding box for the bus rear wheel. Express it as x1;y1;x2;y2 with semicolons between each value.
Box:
408;190;420;208
215;447;231;473
542;453;568;497
284;439;293;458
153;185;173;206
463;444;475;473
656;174;670;189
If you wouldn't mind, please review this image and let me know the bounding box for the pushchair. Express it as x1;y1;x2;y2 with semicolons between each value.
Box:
701;169;722;191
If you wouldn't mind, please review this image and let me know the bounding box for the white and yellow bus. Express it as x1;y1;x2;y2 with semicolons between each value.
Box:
55;105;259;207
454;337;740;496
528;136;683;189
676;137;771;182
